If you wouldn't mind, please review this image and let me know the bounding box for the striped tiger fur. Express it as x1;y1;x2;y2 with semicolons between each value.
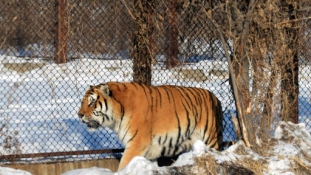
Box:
78;82;223;170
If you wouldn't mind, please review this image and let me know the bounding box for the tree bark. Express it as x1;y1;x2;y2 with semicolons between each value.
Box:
280;3;299;123
232;0;256;147
204;9;247;146
132;0;154;85
55;0;68;64
165;0;179;69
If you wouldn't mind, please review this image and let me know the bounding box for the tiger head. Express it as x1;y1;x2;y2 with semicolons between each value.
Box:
78;84;115;132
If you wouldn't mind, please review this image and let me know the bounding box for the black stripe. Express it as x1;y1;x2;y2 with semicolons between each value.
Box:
192;88;203;122
186;110;191;137
183;89;197;128
186;88;198;105
187;88;200;119
192;88;203;105
131;82;139;89
121;83;127;90
202;119;209;141
169;87;182;145
98;101;103;110
175;111;181;144
175;88;192;138
118;104;125;131
154;88;162;107
101;113;105;123
104;99;108;111
139;84;151;117
115;84;122;91
162;86;171;102
161;147;166;156
139;84;149;101
127;129;138;143
169;137;173;147
201;90;211;141
147;86;154;112
167;148;172;156
121;127;131;142
180;88;193;111
163;134;168;145
172;146;178;155
104;114;110;121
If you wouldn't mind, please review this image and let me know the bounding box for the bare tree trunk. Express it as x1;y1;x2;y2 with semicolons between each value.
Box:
15;0;28;55
231;0;256;147
132;0;154;85
165;0;179;69
113;3;121;57
280;3;299;124
55;0;68;64
204;6;250;146
281;55;299;123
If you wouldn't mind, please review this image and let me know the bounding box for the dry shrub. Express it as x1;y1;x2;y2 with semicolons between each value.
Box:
205;0;311;146
292;156;311;174
192;122;311;175
192;154;218;175
238;158;266;175
0;124;21;156
192;154;264;175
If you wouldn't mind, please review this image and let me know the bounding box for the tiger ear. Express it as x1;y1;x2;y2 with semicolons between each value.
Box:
87;85;94;91
100;84;112;96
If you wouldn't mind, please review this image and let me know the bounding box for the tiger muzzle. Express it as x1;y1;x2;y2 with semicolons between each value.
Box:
85;120;100;129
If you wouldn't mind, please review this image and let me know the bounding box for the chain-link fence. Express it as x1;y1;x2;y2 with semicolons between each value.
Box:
0;0;310;163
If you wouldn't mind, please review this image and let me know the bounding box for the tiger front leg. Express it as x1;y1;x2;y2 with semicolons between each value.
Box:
118;143;149;170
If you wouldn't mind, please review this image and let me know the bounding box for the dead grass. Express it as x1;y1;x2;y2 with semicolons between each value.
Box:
179;69;207;82
192;155;218;175
193;154;262;175
3;62;45;73
292;156;311;174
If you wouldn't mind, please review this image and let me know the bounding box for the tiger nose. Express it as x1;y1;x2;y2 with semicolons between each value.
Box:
78;114;84;118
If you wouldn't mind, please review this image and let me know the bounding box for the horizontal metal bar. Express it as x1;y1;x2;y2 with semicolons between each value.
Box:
0;149;124;161
1;141;234;162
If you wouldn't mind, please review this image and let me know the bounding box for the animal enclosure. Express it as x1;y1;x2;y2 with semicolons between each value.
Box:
0;1;310;173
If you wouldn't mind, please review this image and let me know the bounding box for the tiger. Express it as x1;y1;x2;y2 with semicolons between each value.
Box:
78;82;223;170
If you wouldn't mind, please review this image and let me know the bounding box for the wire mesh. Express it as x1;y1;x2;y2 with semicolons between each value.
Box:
0;0;310;163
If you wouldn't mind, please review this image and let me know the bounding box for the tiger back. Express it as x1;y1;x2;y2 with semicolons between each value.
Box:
78;82;223;170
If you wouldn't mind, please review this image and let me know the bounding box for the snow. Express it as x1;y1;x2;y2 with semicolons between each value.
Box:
0;167;32;175
61;167;114;175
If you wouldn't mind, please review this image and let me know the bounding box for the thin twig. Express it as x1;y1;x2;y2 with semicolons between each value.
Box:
120;0;136;20
276;16;311;25
0;29;8;48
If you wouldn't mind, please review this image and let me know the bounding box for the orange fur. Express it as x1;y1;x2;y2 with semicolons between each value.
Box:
78;82;223;170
